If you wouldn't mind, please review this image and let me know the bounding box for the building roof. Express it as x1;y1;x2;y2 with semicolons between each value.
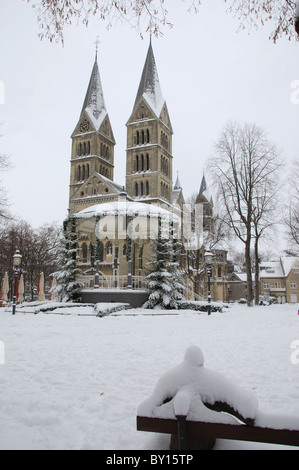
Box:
133;39;165;117
74;200;180;222
81;54;107;130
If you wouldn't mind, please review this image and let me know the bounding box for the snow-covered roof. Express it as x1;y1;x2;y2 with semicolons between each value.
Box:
133;40;165;118
74;200;180;222
280;257;299;277
259;257;299;279
81;56;107;131
259;261;283;279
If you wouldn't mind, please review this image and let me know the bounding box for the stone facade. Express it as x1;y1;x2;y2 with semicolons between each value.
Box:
67;42;229;302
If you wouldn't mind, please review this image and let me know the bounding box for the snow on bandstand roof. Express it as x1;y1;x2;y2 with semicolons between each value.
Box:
74;200;180;222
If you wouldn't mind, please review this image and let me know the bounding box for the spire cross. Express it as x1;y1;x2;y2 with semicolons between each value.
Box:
94;35;100;57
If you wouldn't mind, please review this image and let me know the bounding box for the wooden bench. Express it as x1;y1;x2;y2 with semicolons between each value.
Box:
137;415;299;450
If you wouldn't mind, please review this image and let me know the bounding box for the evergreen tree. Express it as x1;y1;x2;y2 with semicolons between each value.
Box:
144;217;185;309
51;216;83;302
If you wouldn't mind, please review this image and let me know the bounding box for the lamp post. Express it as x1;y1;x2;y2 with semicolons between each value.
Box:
204;250;213;316
12;250;22;315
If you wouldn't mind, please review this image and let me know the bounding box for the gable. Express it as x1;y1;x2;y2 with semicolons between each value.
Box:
72;172;120;200
99;114;116;144
71;110;95;138
159;102;173;133
127;97;157;125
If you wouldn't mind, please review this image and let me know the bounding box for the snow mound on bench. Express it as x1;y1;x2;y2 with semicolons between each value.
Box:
138;345;259;425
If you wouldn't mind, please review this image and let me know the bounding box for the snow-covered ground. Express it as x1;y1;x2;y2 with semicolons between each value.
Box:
0;302;299;450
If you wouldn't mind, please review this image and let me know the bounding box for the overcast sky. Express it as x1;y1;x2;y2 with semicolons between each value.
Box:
0;0;299;251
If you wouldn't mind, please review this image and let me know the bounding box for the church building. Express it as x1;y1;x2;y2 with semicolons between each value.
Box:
68;39;229;302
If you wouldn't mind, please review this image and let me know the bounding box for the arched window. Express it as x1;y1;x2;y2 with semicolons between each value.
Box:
87;141;90;155
82;243;88;263
135;183;139;197
87;164;90;179
146;181;150;196
77;165;81;182
106;241;113;256
136;155;139;172
146;129;150;143
141;154;144;171
140;182;144;196
82;165;86;180
218;267;222;278
83;142;87;155
146;154;150;171
142;130;145;144
136;131;140;145
97;242;104;263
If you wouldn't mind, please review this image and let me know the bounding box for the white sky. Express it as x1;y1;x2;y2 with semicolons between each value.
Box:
0;0;299;249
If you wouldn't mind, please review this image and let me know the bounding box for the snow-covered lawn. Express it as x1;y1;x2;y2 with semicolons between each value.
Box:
0;302;299;450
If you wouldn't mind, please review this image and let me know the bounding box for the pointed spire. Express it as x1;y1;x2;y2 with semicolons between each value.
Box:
133;39;165;117
196;173;211;204
199;173;207;196
81;54;107;130
174;172;182;190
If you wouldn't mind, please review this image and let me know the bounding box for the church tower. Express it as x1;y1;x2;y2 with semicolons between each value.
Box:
69;51;116;215
126;39;173;207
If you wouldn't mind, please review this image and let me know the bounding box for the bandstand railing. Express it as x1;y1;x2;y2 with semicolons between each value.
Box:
79;275;149;290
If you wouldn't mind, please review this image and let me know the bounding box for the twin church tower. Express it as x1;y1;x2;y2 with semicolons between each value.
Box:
68;39;182;216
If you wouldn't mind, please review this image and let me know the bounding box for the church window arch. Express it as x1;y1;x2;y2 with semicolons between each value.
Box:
87;141;90;155
98;242;104;262
82;243;88;263
141;130;145;144
135;183;139;197
141;154;144;171
146;181;150;196
83;142;87;155
218;267;222;278
135;155;139;172
123;243;127;257
146;154;150;171
106;241;113;256
136;131;140;145
140;182;144;196
82;165;86;180
77;165;81;182
87;164;90;179
146;129;150;144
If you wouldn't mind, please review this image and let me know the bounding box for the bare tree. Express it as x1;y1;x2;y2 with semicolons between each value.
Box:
0;129;12;219
0;220;61;299
24;0;298;44
209;121;282;306
284;160;299;253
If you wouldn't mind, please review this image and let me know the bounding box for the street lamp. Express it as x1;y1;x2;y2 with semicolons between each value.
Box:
204;250;213;316
12;250;22;315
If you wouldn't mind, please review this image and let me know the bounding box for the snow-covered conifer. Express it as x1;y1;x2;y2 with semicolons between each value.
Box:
144;217;185;309
51;216;83;302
